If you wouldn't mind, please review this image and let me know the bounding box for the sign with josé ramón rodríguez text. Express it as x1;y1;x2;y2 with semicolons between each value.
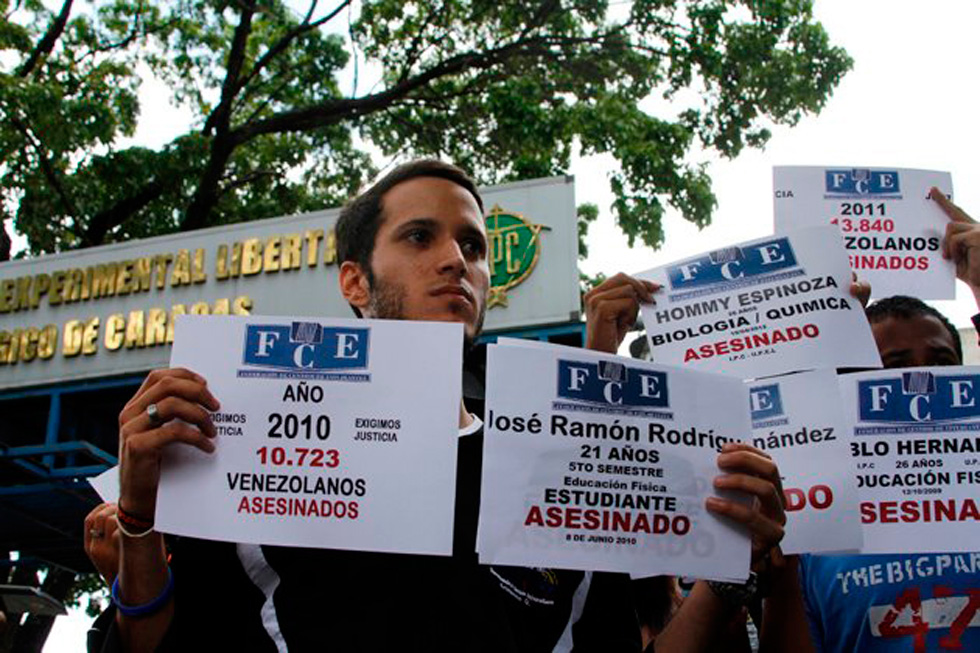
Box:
477;341;752;582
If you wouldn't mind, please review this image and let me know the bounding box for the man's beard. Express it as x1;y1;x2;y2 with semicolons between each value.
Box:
366;274;406;321
367;274;485;353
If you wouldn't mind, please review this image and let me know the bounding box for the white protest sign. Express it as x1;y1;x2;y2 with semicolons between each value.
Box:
637;226;881;378
839;366;980;554
478;342;752;582
747;370;861;554
156;315;463;556
773;166;955;299
88;465;119;503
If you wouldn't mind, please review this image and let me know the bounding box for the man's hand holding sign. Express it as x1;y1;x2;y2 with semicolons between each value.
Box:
114;367;219;649
583;281;790;572
932;187;980;307
583;272;658;354
580;274;791;649
119;368;220;521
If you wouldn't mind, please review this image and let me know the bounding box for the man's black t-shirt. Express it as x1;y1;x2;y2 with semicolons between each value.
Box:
91;428;642;652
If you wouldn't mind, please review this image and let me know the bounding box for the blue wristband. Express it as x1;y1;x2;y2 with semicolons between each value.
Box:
111;567;174;618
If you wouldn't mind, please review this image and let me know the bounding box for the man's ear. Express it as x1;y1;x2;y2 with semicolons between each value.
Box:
339;260;371;313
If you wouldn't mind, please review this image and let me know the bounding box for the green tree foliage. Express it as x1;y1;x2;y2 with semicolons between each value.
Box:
64;570;109;617
1;0;851;259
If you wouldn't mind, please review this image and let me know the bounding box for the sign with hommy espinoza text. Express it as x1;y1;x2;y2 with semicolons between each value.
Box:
636;226;881;379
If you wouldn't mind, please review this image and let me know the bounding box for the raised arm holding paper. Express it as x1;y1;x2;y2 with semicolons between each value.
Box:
932;186;980;313
580;272;790;651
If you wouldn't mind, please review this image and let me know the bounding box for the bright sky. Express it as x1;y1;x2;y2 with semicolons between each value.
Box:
39;0;980;649
578;0;980;327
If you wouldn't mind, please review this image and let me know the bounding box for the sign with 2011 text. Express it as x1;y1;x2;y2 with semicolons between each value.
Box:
637;226;881;378
773;166;955;299
477;341;752;582
840;366;980;554
747;369;861;554
155;315;463;555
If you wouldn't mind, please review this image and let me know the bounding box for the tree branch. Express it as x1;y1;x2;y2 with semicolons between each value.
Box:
346;1;358;96
9;115;79;219
217;169;281;198
80;179;168;247
233;35;568;142
396;2;443;84
519;0;562;40
233;0;352;106
240;77;296;126
0;220;12;262
185;1;259;231
202;0;257;135
80;3;182;60
17;0;73;77
186;27;619;232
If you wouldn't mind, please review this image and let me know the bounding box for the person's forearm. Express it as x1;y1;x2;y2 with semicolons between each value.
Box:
650;581;739;652
759;557;815;653
117;533;173;652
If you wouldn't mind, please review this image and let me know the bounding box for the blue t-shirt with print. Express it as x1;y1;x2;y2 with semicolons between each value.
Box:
799;552;980;652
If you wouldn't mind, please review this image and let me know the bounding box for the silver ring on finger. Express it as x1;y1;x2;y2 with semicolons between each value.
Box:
89;529;104;539
147;402;164;428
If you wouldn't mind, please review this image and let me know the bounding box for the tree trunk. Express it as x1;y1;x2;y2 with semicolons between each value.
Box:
181;138;235;232
0;221;11;261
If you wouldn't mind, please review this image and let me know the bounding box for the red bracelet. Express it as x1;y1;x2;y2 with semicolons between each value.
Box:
117;504;154;531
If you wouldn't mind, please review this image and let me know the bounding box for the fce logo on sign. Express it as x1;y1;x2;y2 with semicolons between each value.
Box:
857;372;980;430
555;359;670;416
825;169;901;197
667;238;799;295
750;384;785;421
240;322;370;380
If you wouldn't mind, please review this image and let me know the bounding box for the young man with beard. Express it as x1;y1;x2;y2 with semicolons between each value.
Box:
92;160;786;652
762;190;980;652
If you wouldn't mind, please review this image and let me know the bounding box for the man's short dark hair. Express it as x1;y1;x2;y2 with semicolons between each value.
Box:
336;159;484;273
865;295;963;363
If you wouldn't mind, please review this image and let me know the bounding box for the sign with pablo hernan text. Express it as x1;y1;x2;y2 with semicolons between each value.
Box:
155;315;463;555
773;166;955;299
747;369;862;554
477;341;752;582
840;366;980;554
637;227;881;378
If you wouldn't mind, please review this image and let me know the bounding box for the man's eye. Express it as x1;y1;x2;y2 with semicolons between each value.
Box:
461;238;485;257
406;229;431;244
